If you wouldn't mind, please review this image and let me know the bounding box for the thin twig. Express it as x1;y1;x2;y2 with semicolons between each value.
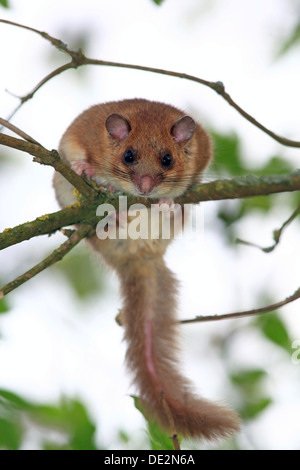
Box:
160;392;181;451
1;19;300;148
0;133;97;199
180;287;300;324
0;225;95;298
236;201;300;253
0;19;71;54
0;118;43;146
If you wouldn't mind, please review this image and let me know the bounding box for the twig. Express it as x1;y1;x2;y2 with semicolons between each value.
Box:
0;19;71;54
180;287;300;324
236;201;300;253
0;118;43;146
1;19;300;148
0;133;97;199
160;392;181;451
0;225;95;298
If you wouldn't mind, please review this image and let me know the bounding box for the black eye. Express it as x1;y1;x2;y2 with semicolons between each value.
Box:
161;153;173;169
123;149;137;165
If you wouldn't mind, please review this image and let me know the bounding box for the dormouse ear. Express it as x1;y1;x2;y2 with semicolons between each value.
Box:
171;116;195;143
105;114;131;141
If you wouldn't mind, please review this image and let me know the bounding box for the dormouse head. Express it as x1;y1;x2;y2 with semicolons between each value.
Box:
104;103;211;199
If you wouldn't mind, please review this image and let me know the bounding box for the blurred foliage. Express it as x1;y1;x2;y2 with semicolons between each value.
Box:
0;0;9;8
256;313;292;353
209;130;298;243
230;368;272;420
51;246;106;300
0;296;10;315
210;132;246;177
277;19;300;58
152;0;165;5
0;390;98;450
217;309;294;432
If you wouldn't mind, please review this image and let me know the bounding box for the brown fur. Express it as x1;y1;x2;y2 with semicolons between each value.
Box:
53;98;240;441
58;99;212;199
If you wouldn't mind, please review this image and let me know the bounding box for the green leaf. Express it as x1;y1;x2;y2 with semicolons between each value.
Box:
230;369;267;388
241;397;273;420
210;132;245;177
0;391;98;450
0;389;33;409
118;429;130;444
52;247;106;299
36;399;98;450
0;417;23;450
131;395;176;450
256;313;291;353
152;0;165;5
257;156;293;176
0;296;10;314
277;21;300;58
148;418;176;451
0;0;9;8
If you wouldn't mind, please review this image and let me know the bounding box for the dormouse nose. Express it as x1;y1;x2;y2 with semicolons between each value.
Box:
136;174;155;195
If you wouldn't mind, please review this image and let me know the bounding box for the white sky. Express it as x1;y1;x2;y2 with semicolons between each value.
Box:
0;0;300;450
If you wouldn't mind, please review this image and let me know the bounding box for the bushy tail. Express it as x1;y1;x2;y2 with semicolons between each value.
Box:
118;258;240;441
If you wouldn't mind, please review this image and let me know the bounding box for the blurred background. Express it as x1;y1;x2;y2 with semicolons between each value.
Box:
0;0;300;450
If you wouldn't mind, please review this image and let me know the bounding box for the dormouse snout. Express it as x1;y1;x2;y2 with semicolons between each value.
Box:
133;174;156;195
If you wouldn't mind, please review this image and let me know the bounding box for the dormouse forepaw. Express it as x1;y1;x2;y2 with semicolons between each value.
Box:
157;198;175;207
71;161;96;178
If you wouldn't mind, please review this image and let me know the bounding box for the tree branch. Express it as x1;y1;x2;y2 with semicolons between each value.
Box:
0;133;97;199
1;19;300;148
1;131;300;208
0;225;95;298
0;118;43;145
180;287;300;324
1;166;300;252
175;171;300;204
0;204;93;250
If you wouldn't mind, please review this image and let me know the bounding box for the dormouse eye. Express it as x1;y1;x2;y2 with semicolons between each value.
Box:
123;149;137;165
161;153;173;169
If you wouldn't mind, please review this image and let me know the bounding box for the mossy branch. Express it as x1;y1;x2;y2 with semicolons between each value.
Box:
1;132;300;251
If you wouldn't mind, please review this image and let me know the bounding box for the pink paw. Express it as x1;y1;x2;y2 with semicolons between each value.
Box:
158;198;174;207
71;161;96;178
153;198;175;209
